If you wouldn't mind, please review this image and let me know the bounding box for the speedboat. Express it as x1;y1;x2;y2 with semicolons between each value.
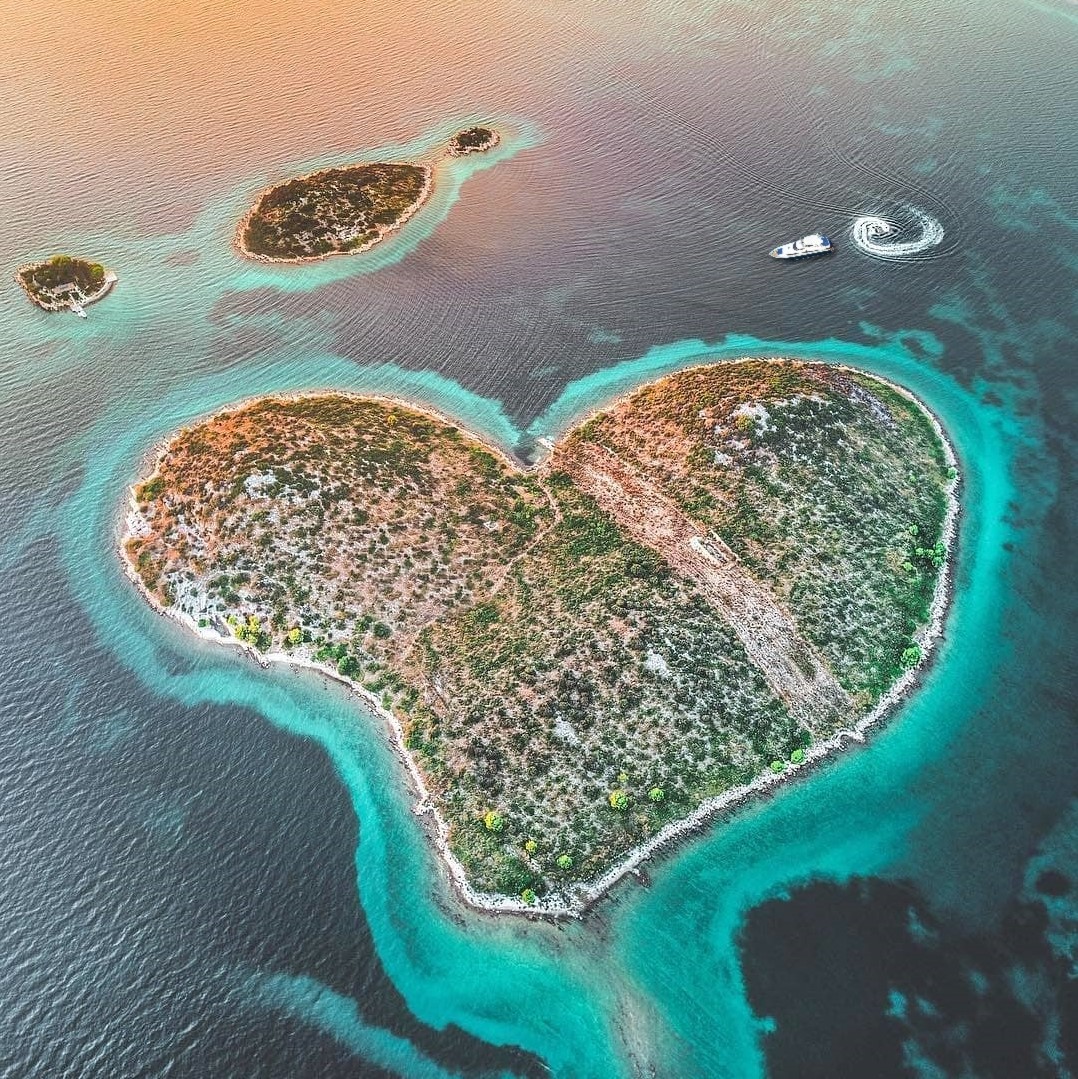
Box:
769;233;833;259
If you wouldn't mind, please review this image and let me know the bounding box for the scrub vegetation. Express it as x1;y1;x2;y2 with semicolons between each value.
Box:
16;254;114;311
239;163;430;260
237;126;501;261
124;361;953;897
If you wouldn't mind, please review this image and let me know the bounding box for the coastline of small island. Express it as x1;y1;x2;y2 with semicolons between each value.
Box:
447;126;500;157
16;254;117;315
235;125;502;263
121;359;960;917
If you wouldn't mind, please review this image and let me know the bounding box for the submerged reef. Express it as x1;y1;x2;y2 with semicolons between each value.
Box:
123;361;956;909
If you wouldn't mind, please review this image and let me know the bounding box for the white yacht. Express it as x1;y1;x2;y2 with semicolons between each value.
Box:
769;233;833;260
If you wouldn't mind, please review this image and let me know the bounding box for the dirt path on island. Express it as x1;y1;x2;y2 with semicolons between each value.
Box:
557;441;854;733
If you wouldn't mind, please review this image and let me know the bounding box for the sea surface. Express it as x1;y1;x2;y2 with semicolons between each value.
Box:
0;1;1075;1075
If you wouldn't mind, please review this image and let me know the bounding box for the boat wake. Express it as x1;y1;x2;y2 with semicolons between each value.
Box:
850;207;945;261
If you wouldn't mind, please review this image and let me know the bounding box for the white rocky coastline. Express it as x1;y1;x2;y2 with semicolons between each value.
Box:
118;362;961;920
234;163;435;265
16;262;117;314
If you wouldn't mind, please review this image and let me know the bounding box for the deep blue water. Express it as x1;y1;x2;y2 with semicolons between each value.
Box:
0;0;1075;1075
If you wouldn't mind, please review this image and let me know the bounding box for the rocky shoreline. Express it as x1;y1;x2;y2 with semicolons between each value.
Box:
16;260;117;314
119;360;960;919
234;164;435;265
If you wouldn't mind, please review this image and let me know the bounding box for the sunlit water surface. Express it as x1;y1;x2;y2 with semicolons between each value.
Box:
0;1;1075;1076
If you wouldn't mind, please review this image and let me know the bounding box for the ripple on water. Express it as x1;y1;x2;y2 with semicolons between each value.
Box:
851;206;946;261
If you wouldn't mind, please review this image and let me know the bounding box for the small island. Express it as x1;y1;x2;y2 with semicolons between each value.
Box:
448;126;500;156
237;126;501;263
123;361;958;913
16;254;117;315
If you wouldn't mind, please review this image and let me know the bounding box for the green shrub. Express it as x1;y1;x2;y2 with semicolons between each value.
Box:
790;748;805;765
465;602;500;631
608;789;630;810
521;888;537;905
483;810;505;833
137;476;166;502
556;854;573;870
495;858;534;894
901;645;922;668
647;787;665;802
770;760;786;774
233;614;270;650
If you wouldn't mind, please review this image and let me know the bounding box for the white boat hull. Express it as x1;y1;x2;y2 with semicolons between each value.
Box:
769;233;833;259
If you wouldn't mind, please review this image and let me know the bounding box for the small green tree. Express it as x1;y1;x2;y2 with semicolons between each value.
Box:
790;748;805;765
770;760;786;774
556;854;573;871
608;789;630;810
483;810;505;833
648;787;665;803
521;888;537;905
524;839;538;854
234;614;269;649
901;645;922;669
287;627;303;645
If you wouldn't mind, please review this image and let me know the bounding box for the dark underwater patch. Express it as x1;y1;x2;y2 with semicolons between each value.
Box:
738;876;1075;1079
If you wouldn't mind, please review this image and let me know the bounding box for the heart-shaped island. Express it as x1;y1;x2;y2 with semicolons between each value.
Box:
123;360;957;913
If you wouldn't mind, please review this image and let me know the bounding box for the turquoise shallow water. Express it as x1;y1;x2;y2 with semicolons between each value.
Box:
56;331;1019;1076
1;0;1075;1075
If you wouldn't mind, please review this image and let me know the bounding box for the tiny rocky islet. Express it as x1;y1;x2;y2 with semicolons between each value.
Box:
16;254;116;314
123;360;958;913
447;125;500;156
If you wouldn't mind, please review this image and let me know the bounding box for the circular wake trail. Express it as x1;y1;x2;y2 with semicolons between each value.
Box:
850;207;945;261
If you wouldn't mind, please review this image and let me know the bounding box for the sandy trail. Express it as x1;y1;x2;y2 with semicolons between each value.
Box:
559;441;854;733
